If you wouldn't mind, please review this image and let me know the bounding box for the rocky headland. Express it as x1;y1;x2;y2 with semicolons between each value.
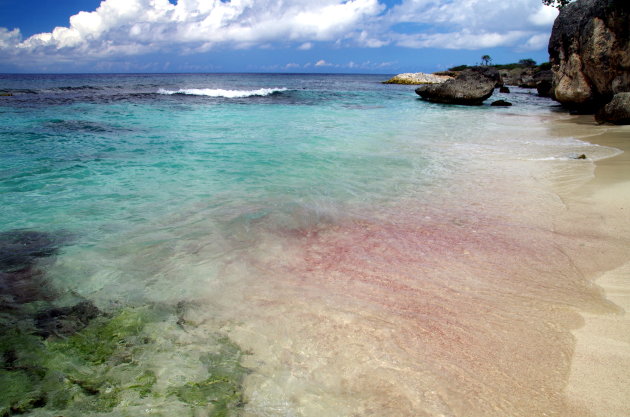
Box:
549;0;629;123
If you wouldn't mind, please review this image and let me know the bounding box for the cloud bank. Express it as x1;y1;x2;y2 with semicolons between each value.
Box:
1;0;558;66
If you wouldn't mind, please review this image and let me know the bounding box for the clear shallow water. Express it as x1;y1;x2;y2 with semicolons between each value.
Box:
0;74;624;416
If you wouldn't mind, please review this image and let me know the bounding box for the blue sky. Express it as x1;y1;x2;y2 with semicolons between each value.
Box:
0;0;558;73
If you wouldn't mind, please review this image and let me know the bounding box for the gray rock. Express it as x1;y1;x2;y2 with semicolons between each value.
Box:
534;70;554;97
549;0;630;111
491;100;512;107
469;66;503;87
415;68;496;105
595;92;630;124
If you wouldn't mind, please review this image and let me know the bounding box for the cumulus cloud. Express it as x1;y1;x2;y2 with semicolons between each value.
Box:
0;28;21;48
2;0;383;58
0;0;558;66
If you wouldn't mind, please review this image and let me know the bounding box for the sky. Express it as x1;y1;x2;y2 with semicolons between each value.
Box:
0;0;559;73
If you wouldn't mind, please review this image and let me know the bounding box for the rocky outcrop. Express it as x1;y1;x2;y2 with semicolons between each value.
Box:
595;92;630;124
500;68;535;87
383;72;453;85
491;100;512;107
548;0;630;112
415;67;497;105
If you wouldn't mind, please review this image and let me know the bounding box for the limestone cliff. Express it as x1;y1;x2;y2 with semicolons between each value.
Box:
548;0;629;112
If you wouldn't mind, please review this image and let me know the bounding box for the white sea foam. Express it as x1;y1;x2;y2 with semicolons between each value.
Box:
157;87;288;98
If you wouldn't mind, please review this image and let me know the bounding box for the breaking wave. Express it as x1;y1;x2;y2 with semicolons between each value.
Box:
157;87;288;98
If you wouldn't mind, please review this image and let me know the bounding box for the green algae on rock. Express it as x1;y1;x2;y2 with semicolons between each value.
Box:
0;304;249;417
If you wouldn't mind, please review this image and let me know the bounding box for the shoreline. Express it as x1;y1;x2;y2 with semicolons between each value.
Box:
550;116;630;416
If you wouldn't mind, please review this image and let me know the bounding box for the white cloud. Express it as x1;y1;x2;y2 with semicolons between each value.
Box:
383;0;558;50
3;0;383;57
521;33;551;51
0;28;21;48
528;5;559;26
0;0;558;66
395;30;530;50
315;59;332;67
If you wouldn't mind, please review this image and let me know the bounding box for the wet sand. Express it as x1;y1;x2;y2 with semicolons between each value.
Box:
552;117;630;417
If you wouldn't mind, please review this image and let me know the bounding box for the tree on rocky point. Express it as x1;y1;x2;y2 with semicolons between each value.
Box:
518;58;537;67
543;0;573;9
481;55;492;66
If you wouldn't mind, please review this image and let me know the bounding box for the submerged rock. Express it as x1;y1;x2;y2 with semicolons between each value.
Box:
595;92;630;124
415;67;497;105
383;72;453;85
491;100;513;107
0;230;70;309
35;300;101;338
549;0;630;111
0;230;61;272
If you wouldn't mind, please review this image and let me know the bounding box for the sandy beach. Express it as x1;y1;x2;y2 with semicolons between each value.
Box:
548;116;630;416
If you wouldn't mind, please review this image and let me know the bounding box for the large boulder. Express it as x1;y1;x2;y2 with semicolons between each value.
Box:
415;67;497;105
548;0;630;111
595;92;630;124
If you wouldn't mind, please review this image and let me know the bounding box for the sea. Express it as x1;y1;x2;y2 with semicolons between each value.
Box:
0;73;624;417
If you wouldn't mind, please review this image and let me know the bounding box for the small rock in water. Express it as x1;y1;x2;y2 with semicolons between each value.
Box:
574;154;587;160
491;100;513;107
499;86;510;93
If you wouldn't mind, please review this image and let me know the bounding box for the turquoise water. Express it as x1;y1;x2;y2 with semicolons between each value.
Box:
0;74;621;416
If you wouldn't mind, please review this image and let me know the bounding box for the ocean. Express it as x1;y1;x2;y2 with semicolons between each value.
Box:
0;73;624;416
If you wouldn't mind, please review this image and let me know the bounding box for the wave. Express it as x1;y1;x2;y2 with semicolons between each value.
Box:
156;87;288;98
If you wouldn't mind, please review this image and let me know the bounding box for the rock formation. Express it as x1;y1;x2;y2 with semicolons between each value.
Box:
548;0;630;115
595;92;630;124
415;67;498;105
383;72;452;85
